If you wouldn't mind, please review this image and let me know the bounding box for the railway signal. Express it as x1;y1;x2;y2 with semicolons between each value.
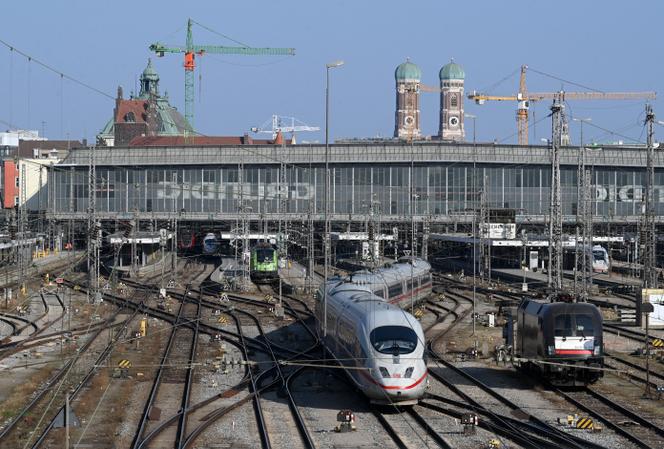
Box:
334;410;356;433
461;412;479;435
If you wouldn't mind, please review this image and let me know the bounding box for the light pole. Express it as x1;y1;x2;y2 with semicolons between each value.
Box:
323;60;344;338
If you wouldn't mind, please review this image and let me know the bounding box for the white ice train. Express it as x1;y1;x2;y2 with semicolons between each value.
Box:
591;245;609;274
316;281;428;405
333;257;433;309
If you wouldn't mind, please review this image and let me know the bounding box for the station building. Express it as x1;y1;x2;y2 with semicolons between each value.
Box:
47;141;663;229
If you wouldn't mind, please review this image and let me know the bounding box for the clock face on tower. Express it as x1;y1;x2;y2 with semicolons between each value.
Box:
449;116;459;127
404;115;415;126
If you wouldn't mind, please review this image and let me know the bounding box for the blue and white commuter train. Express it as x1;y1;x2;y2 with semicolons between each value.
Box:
316;280;428;405
202;232;220;255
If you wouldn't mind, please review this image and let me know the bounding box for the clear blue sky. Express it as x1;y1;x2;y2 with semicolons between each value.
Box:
1;0;662;145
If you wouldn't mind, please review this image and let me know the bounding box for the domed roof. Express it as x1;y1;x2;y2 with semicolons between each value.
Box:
439;59;465;80
395;59;422;81
142;58;159;81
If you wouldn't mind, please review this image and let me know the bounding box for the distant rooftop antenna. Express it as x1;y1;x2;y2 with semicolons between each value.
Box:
251;114;320;140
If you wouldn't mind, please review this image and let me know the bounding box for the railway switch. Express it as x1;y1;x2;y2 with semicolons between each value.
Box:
461;413;479;435
335;410;356;433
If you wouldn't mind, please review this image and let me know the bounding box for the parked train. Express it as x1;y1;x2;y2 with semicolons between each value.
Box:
178;228;197;251
563;245;609;275
514;299;604;386
202;233;220;255
249;242;279;283
590;245;609;274
316;279;428;405
327;257;432;310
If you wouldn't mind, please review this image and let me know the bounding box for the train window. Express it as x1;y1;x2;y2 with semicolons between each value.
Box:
370;326;418;355
255;248;273;262
406;279;414;291
592;250;604;261
373;289;385;299
574;315;594;336
555;314;595;337
554;315;573;337
388;283;403;298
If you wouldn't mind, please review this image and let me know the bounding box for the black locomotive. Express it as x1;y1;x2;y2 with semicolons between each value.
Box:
514;299;603;386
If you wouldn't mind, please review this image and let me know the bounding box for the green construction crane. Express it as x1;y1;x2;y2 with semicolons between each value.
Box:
149;18;295;134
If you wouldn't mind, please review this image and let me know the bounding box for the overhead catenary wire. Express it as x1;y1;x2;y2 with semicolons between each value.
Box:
0;38;114;100
528;66;604;93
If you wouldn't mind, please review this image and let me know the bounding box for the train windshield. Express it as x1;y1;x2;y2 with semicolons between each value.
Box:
370;326;418;355
256;248;273;262
592;250;605;261
554;314;595;337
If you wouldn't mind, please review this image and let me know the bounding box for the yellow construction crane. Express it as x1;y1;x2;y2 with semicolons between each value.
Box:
467;65;657;145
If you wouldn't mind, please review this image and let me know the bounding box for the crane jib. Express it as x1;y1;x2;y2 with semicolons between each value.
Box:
149;43;295;56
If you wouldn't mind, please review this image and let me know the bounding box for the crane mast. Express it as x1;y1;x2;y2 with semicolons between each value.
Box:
517;65;529;146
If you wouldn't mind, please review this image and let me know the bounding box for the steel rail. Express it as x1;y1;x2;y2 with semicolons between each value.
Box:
554;388;660;449
175;291;202;449
131;287;189;449
0;305;126;444
30;303;142;448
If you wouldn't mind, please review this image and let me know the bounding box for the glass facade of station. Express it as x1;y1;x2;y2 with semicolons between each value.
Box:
50;163;664;218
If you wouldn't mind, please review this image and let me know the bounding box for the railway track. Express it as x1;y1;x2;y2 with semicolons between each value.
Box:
131;285;199;448
119;271;319;448
28;303;144;448
603;351;664;389
0;295;139;447
603;322;664;346
426;282;611;449
555;387;664;449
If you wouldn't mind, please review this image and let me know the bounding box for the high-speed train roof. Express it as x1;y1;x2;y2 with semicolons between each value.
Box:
328;257;431;294
325;284;424;338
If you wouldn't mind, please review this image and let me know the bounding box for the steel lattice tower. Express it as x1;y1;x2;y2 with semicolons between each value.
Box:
86;146;98;303
548;99;564;290
643;104;657;289
479;175;490;282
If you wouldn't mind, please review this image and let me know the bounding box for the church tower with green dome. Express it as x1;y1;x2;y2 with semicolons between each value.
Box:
438;59;465;141
97;59;193;146
139;58;160;98
394;59;422;140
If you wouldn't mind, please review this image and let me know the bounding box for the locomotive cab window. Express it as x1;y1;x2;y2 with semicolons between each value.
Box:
574;314;594;337
373;289;385;299
370;326;418;355
256;248;273;262
554;314;595;337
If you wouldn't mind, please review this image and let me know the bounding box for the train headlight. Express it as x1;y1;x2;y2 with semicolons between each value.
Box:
379;367;390;378
547;345;555;356
404;367;414;378
593;345;601;356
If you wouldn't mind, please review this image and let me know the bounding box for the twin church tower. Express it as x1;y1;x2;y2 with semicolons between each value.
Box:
394;59;465;141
